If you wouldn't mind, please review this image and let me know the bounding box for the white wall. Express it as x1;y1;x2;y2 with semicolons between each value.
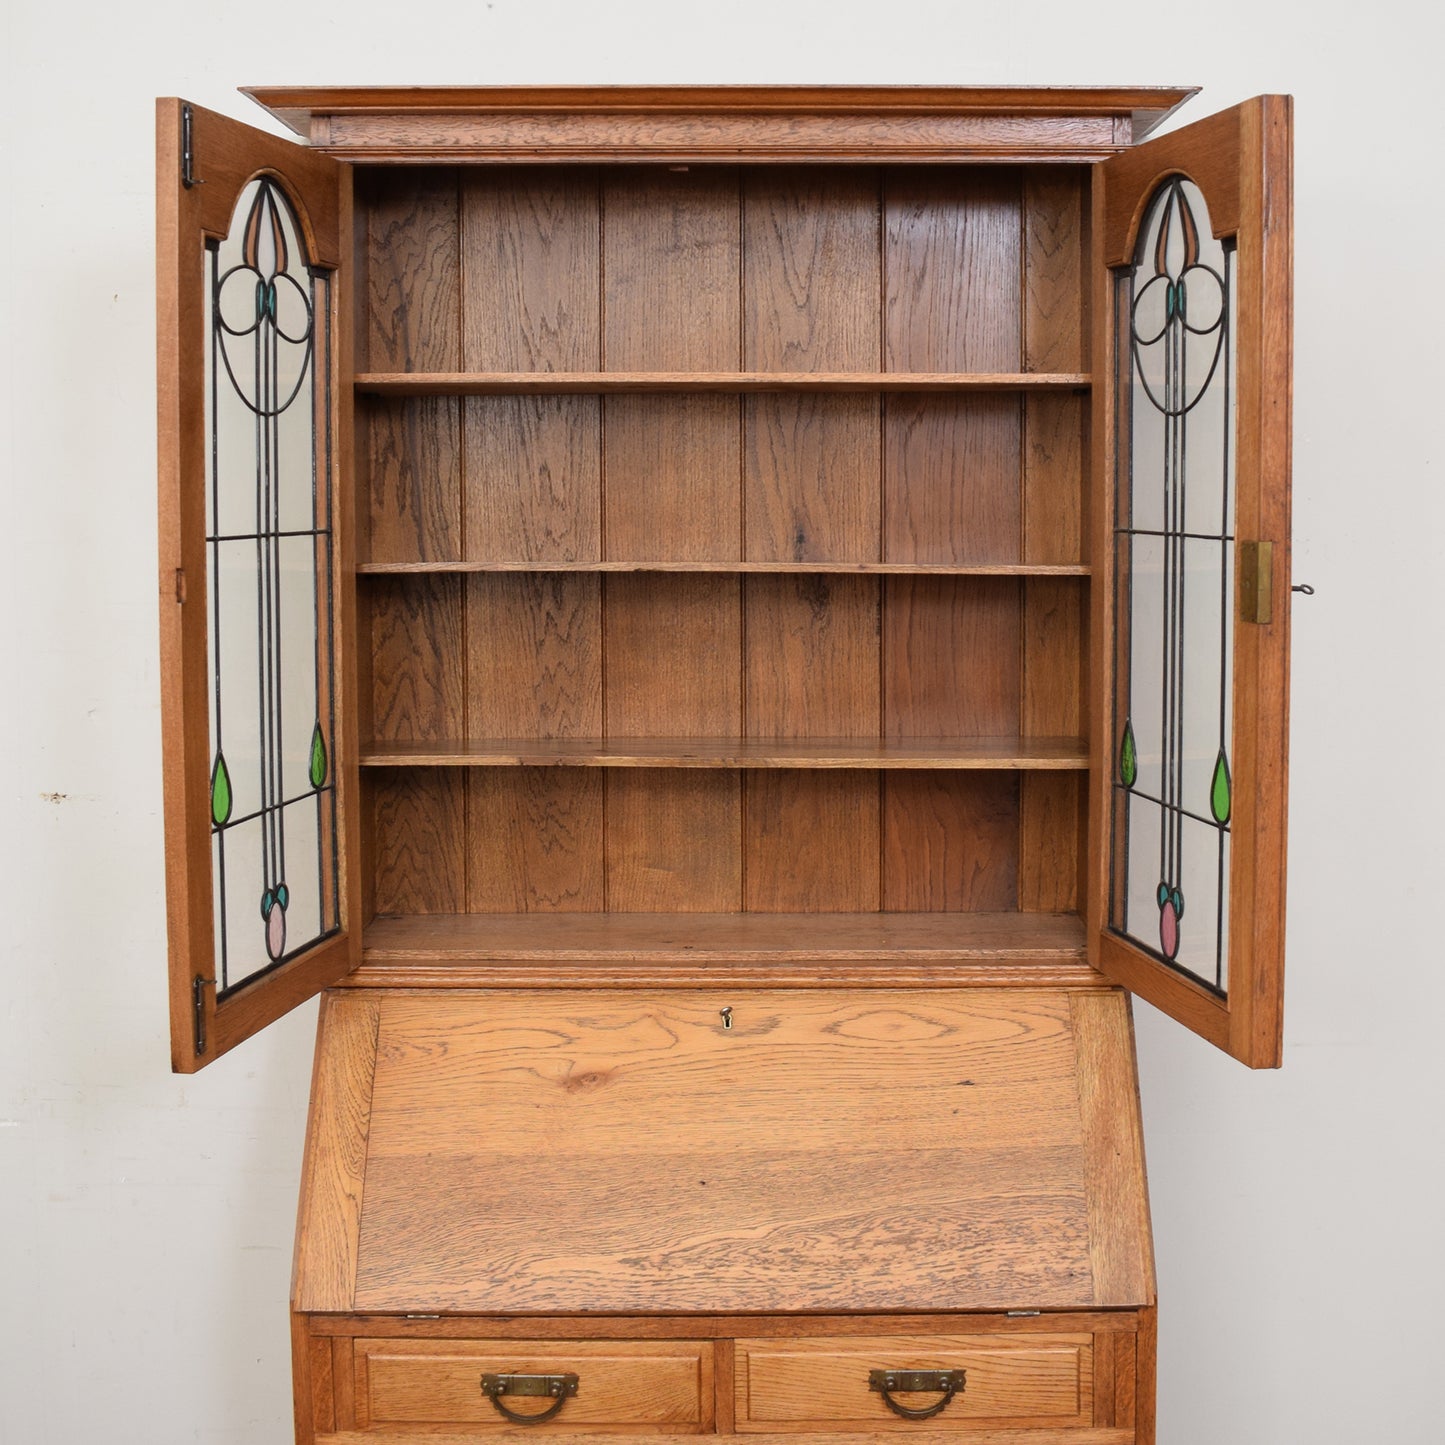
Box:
3;3;1441;1441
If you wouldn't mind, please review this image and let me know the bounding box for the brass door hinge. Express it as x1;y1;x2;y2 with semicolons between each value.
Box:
1238;541;1273;625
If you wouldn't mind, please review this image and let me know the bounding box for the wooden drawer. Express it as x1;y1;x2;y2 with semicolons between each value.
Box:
353;1338;713;1432
734;1334;1094;1432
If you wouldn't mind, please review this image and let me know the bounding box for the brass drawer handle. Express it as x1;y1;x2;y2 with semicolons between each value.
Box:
868;1368;966;1420
480;1372;579;1425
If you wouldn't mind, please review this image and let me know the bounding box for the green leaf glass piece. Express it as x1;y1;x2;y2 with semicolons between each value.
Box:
1210;748;1232;825
309;721;328;789
1119;719;1137;788
210;751;233;827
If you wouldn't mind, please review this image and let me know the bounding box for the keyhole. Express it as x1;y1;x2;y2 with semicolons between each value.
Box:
720;1006;733;1030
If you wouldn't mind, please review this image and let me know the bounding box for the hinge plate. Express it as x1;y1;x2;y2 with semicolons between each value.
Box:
1238;540;1273;625
192;975;209;1056
181;103;198;189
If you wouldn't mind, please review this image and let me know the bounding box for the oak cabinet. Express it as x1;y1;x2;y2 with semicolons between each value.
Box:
156;86;1293;1443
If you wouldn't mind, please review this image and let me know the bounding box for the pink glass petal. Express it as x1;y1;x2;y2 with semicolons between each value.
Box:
1159;899;1179;960
266;902;287;961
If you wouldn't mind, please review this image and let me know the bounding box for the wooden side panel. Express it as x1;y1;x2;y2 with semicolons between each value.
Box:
293;992;380;1314
1070;992;1155;1309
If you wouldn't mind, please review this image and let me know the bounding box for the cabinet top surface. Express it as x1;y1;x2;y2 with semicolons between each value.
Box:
299;989;1154;1317
243;83;1198;145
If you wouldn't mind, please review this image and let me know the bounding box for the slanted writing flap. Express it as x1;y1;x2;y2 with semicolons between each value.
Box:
157;99;359;1071
294;989;1154;1316
1090;96;1293;1067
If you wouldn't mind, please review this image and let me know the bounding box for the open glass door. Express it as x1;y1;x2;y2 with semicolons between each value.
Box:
1091;96;1293;1067
157;99;357;1071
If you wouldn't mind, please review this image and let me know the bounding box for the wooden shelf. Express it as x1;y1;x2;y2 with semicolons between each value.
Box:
357;559;1092;576
354;910;1096;989
354;370;1092;396
358;736;1090;770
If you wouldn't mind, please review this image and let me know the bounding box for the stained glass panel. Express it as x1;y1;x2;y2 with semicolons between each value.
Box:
204;178;339;996
1110;177;1236;993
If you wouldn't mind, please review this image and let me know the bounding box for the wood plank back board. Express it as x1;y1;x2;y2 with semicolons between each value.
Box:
294;989;1154;1316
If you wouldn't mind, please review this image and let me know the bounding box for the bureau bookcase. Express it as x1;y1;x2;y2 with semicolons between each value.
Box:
156;86;1292;1444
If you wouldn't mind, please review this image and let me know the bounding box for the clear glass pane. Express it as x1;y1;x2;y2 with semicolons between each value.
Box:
205;180;339;995
1110;178;1236;994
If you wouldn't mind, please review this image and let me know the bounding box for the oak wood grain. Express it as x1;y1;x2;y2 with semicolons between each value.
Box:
460;168;600;372
882;774;1020;912
362;169;458;372
364;397;461;565
603;395;741;562
309;1311;1139;1341
604;170;741;371
369;770;465;915
312;1430;1134;1445
606;772;742;913
360;560;1089;576
884;396;1022;564
604;576;742;738
347;990;1146;1315
743;771;881;913
366;576;465;743
465;395;601;564
884;578;1020;739
466;573;602;738
466;771;604;912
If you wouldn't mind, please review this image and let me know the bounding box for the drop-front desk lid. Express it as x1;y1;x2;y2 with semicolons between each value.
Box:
294;989;1154;1317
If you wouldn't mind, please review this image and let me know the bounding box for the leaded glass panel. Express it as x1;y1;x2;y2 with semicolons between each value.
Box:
1110;177;1236;993
204;177;339;995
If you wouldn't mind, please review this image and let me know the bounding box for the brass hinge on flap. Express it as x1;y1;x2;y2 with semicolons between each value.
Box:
1238;541;1273;625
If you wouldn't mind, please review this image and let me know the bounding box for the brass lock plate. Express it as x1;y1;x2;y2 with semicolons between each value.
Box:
869;1368;966;1393
480;1372;579;1399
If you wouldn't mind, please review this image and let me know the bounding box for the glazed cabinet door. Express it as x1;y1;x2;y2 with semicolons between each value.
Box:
157;99;359;1071
1091;96;1293;1066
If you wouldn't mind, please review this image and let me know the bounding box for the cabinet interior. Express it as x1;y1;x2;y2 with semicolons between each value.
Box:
350;162;1095;974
